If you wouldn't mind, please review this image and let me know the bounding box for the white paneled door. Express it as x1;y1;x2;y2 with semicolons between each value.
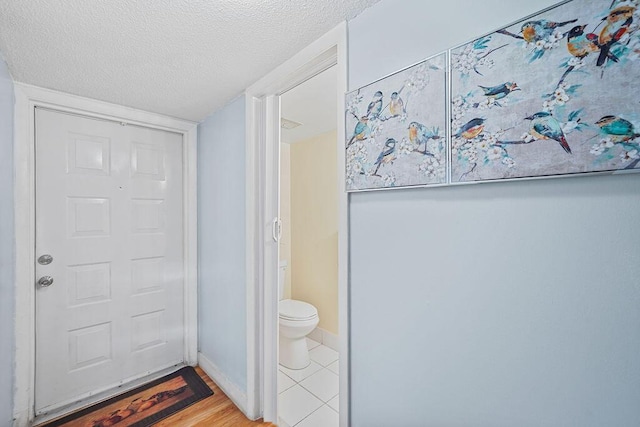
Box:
35;108;184;414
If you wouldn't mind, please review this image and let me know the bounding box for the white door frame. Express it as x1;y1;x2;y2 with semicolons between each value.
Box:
244;22;349;425
13;83;199;427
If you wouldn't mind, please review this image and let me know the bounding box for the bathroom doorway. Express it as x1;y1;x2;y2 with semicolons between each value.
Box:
276;66;340;427
244;23;348;425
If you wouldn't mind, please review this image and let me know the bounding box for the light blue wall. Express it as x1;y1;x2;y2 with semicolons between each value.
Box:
0;55;15;426
198;96;247;392
348;1;640;426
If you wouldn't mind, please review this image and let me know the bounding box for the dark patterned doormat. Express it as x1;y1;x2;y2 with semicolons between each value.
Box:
42;366;213;427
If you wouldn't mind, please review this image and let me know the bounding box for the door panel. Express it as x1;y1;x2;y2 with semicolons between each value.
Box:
264;95;281;422
35;109;184;414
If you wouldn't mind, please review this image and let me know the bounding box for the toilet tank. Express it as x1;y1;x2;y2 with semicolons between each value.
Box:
279;260;288;300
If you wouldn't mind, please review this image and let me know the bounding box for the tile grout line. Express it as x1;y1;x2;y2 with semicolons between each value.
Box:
292;403;339;427
279;367;299;383
278;378;297;395
278;384;324;427
279;344;340;425
298;378;339;403
279;360;323;383
298;366;340;402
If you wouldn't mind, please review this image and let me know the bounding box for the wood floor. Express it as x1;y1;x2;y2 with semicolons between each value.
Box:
155;367;274;427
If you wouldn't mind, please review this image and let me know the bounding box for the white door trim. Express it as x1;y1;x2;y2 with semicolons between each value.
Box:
13;83;199;427
244;22;349;425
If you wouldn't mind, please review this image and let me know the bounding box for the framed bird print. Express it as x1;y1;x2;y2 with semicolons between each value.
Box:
450;0;640;183
345;52;447;191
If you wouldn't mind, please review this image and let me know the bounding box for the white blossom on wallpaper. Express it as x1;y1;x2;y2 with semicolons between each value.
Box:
450;0;640;182
345;53;447;191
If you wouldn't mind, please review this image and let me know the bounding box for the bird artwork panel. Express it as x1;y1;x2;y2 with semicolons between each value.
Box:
345;53;447;191
450;0;640;183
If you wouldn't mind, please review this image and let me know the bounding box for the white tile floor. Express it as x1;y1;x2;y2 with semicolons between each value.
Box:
278;338;339;427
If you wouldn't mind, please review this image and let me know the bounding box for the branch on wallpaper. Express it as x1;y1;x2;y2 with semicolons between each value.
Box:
496;28;524;40
346;0;640;190
472;43;510;76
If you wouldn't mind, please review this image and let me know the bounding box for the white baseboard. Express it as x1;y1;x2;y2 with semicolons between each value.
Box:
198;352;256;420
309;327;339;352
308;327;323;343
321;329;339;352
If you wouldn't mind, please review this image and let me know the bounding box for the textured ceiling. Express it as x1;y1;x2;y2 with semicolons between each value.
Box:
0;0;379;122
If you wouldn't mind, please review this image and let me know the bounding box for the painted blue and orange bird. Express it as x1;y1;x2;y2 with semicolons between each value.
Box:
366;91;383;119
595;115;640;143
525;112;572;154
521;18;578;43
478;82;520;104
597;5;635;66
388;92;405;117
566;25;601;58
408;122;439;155
373;138;397;176
407;122;441;157
346;116;370;148
454;118;485;140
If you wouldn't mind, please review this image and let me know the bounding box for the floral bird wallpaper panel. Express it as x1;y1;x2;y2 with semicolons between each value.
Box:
451;0;640;182
345;53;447;191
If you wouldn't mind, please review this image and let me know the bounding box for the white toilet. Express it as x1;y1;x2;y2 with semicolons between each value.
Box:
279;260;319;370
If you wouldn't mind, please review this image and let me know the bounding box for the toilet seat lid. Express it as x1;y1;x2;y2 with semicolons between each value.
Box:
279;299;318;320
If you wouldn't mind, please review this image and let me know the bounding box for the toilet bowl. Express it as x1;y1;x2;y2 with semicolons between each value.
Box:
279;299;319;369
278;261;320;369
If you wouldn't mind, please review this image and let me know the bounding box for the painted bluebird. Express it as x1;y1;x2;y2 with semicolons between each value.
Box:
366;91;383;119
388;92;405;117
595;115;640;143
454;118;485;140
566;25;600;58
478;82;520;103
408;122;439;155
347;116;370;148
373;138;397;176
521;18;578;43
525;112;572;154
597;5;635;66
